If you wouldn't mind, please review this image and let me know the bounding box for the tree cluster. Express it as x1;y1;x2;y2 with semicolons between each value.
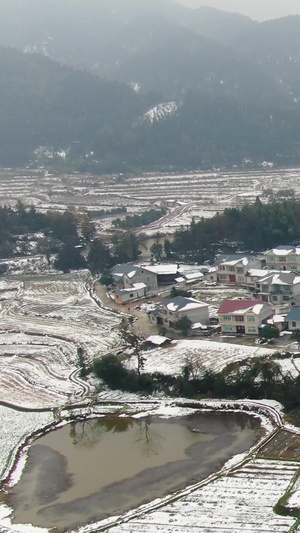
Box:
170;198;300;263
112;209;166;229
93;352;300;415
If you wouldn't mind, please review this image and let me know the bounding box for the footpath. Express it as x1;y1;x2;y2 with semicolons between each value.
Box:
94;282;158;338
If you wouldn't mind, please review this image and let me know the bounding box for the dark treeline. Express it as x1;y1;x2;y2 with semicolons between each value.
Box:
0;202;140;274
89;207;127;218
93;353;300;415
171;197;300;262
112;208;166;229
0;201;78;257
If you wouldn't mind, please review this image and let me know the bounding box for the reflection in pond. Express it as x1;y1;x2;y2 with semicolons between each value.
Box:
1;412;262;531
68;416;161;456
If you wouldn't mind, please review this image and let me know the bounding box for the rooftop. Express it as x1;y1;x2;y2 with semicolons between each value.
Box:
218;299;269;315
286;308;300;322
163;296;208;312
267;245;300;256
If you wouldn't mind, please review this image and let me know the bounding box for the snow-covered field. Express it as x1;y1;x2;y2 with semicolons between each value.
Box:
133;339;276;376
2;167;300;238
105;458;299;532
0;272;122;408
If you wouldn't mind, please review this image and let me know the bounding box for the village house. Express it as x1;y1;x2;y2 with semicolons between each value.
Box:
244;268;282;289
111;264;158;296
214;254;262;284
218;299;273;335
285;308;300;331
149;296;209;330
265;245;300;272
113;282;147;304
254;271;300;306
140;264;181;285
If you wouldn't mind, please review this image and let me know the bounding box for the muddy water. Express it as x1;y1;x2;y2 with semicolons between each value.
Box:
4;413;262;531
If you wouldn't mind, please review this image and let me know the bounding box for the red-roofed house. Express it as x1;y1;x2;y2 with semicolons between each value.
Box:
218;299;273;335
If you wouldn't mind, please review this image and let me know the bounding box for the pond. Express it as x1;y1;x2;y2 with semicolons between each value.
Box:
1;412;262;531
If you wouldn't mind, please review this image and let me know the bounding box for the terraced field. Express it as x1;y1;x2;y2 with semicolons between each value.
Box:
2;167;300;237
0;273;122;408
106;458;299;533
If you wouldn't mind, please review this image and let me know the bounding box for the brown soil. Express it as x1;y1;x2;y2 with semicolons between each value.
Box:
259;429;300;460
94;282;159;338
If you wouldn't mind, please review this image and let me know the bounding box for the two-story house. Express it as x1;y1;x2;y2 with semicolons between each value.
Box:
255;271;300;306
218;299;273;335
265;245;300;272
111;264;158;296
214;254;262;284
149;296;209;330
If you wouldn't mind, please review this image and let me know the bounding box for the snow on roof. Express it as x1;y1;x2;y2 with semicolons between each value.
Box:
259;272;299;286
146;335;170;345
247;269;281;278
143;264;179;275
215;254;255;266
267;315;285;324
252;304;264;315
184;272;204;281
267;245;300;256
116;282;146;294
132;282;146;290
218;299;268;315
191;322;208;330
165;296;208;312
127;269;138;278
112;264;140;276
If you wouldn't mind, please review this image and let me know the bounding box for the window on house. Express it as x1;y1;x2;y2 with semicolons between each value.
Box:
272;295;277;301
248;327;256;333
280;257;286;262
238;276;244;282
220;266;226;271
219;275;227;280
223;315;231;321
283;296;289;301
228;267;235;272
235;316;244;322
236;268;243;273
292;321;297;327
284;285;291;291
224;325;233;331
247;316;255;322
129;293;134;297
146;276;151;282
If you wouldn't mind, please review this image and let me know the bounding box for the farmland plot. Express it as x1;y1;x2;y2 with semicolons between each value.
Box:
106;458;299;532
134;339;275;377
2;167;300;237
0;272;122;408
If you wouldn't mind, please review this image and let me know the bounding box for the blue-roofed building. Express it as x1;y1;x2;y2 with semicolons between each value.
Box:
286;308;300;330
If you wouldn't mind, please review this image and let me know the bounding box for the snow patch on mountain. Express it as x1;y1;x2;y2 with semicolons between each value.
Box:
144;101;179;123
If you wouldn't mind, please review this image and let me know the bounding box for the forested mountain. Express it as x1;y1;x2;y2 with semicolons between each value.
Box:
0;46;146;167
1;0;300;171
0;0;299;105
